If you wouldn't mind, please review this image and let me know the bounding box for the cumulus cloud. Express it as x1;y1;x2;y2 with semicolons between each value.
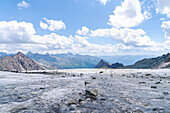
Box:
76;26;89;35
90;28;156;47
17;1;30;9
0;20;169;56
161;21;170;39
156;0;170;18
0;20;72;51
97;0;108;6
40;18;66;31
0;21;35;43
108;0;144;28
40;22;48;30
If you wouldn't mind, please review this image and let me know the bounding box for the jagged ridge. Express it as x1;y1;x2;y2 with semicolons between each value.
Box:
126;53;170;69
95;59;124;68
0;52;45;72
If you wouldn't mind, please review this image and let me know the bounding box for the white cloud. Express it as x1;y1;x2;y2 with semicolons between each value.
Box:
32;33;73;49
40;18;66;31
0;20;169;56
17;1;30;9
40;22;48;30
156;0;170;18
0;21;35;43
97;0;108;6
90;27;156;47
108;0;144;28
76;26;89;35
161;21;170;39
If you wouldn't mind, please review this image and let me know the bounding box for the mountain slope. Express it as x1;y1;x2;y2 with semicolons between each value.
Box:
0;52;45;72
95;59;124;68
126;53;170;69
26;52;101;69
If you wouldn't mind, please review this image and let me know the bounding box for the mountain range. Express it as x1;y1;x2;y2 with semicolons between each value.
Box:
125;53;170;69
0;52;45;72
95;53;170;69
26;51;100;69
0;52;169;71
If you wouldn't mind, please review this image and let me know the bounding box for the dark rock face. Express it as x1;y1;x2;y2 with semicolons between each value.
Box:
0;52;45;72
109;62;124;68
94;59;110;68
94;59;124;68
126;53;170;69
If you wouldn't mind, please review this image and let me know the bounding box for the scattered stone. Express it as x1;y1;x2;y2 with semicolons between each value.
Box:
30;92;38;95
85;89;98;99
99;97;106;101
39;87;44;90
91;76;96;79
139;82;146;84
155;82;161;84
84;81;90;86
151;86;157;89
69;104;77;111
68;101;76;106
142;103;148;106
145;74;152;76
163;92;169;95
86;98;91;101
99;71;103;74
78;98;85;103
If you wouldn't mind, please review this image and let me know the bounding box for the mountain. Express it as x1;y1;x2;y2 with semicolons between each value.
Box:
0;52;45;72
95;59;124;68
126;53;170;69
26;52;101;69
99;55;155;65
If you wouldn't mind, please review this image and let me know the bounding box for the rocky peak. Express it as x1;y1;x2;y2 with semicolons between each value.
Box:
0;52;46;72
94;59;110;68
95;59;124;68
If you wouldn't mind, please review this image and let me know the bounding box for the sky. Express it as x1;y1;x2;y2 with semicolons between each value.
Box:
0;0;169;56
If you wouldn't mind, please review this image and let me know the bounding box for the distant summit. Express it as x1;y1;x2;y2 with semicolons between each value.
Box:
0;52;45;72
95;59;124;68
126;53;170;69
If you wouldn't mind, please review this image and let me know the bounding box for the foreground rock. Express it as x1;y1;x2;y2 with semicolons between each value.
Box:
0;52;45;72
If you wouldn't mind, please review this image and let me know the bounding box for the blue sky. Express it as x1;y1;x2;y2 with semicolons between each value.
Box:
0;0;169;56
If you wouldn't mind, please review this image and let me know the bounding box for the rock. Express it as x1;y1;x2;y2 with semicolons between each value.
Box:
91;76;96;79
139;82;146;84
99;97;106;101
30;92;38;95
151;86;157;89
85;89;98;99
142;103;148;106
86;98;91;101
84;81;90;86
69;104;77;111
78;98;85;103
163;92;169;95
155;82;161;84
99;71;103;73
145;74;152;76
68;101;77;106
39;87;44;90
